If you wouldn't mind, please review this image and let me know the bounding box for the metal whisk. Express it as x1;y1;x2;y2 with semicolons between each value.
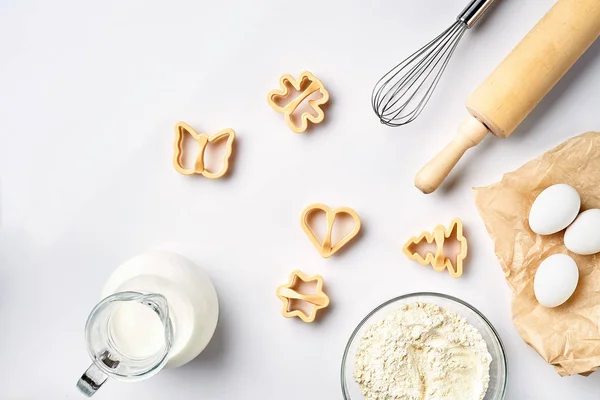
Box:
372;0;497;127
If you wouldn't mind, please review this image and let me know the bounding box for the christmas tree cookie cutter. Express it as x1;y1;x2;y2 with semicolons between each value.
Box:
402;218;468;278
300;203;361;258
276;270;330;323
172;121;235;178
266;71;330;133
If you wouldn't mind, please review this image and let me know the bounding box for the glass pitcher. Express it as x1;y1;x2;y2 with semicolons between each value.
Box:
77;291;174;397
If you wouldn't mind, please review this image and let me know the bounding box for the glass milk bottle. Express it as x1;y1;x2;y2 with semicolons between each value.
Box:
77;251;219;396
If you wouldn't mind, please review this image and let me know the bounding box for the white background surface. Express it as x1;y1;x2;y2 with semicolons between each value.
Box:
1;0;599;399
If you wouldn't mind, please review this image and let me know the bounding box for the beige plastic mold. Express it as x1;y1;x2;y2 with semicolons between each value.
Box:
402;218;468;278
300;203;361;258
172;121;235;178
267;71;330;133
276;270;330;323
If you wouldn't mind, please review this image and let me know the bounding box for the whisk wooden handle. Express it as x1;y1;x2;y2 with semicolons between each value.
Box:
415;116;488;194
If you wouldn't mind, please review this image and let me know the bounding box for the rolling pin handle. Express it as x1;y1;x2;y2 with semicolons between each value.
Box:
414;115;489;194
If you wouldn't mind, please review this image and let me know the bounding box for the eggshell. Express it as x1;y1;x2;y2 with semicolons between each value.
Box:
528;184;580;235
534;254;579;308
564;209;600;255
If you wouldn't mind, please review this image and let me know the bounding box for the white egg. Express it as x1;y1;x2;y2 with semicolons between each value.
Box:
534;254;579;308
564;209;600;255
528;184;580;235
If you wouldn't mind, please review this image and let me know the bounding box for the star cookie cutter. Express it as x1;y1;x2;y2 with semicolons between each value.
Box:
300;203;361;258
402;218;468;278
172;121;235;178
267;71;330;133
276;270;330;323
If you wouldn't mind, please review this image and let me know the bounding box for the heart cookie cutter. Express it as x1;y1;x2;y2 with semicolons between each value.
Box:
276;270;330;323
402;218;467;278
172;121;235;178
267;71;330;133
300;203;361;258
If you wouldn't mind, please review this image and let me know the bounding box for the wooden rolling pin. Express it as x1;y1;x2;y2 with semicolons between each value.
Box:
415;0;600;194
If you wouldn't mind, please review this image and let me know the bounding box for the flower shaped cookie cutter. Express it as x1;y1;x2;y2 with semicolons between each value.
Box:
300;203;361;258
267;71;330;133
172;121;235;178
276;270;330;323
402;218;468;278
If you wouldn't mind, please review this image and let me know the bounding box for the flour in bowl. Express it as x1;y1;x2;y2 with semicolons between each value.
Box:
354;302;492;400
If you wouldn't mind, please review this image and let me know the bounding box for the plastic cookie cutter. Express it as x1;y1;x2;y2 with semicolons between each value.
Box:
300;203;361;258
172;121;235;178
276;270;330;323
266;71;330;133
402;218;468;278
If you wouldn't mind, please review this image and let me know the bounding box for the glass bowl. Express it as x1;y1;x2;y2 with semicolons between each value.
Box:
341;292;507;399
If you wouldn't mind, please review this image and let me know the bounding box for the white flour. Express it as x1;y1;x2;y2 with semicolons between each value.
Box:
354;302;492;400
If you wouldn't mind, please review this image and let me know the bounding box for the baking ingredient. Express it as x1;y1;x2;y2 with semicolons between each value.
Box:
110;301;166;359
564;209;600;255
102;251;219;368
354;302;492;400
528;184;580;235
533;254;579;308
474;131;600;376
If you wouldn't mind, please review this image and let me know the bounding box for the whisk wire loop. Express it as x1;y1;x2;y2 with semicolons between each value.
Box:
372;20;468;127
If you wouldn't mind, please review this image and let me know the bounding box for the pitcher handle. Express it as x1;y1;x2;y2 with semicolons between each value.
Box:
76;363;108;397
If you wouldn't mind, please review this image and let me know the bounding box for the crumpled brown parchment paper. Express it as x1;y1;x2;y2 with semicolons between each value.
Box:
474;131;600;377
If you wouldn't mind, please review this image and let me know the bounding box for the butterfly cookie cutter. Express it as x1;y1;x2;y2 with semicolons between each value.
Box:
402;218;468;278
172;121;235;178
276;270;330;323
267;71;330;133
300;204;361;258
